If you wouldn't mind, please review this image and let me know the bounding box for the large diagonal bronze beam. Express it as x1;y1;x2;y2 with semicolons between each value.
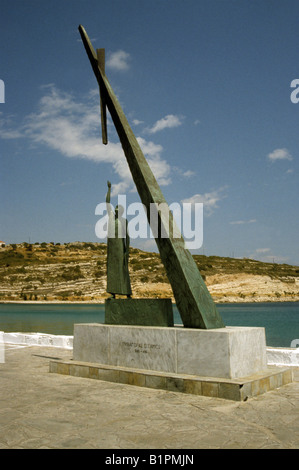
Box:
78;25;224;329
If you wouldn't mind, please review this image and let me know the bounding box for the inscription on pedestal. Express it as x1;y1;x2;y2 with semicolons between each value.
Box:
108;325;176;372
121;340;161;355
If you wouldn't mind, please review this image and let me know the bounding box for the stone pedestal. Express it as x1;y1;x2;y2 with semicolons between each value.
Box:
72;324;267;379
50;323;293;401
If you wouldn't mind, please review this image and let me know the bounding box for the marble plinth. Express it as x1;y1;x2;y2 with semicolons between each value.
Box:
73;324;268;379
50;323;294;401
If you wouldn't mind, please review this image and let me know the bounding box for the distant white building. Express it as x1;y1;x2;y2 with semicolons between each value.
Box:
0;241;5;247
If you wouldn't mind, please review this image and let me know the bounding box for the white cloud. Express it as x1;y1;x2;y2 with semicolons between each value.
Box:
182;170;195;178
0;113;24;139
106;50;131;71
136;137;163;157
173;167;196;178
0;126;23;139
22;87;122;164
249;248;289;263
147;114;184;134
255;248;271;253
262;255;289;263
267;148;293;162
0;85;172;195
230;219;257;225
137;137;171;186
181;186;227;216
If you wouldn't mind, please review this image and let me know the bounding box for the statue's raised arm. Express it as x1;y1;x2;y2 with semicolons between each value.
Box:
106;180;112;216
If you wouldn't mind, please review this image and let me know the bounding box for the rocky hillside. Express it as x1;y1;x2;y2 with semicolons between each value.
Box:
0;242;299;303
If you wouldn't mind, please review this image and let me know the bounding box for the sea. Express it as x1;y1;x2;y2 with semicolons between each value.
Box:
0;302;298;348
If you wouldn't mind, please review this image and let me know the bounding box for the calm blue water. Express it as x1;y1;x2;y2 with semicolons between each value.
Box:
0;302;298;347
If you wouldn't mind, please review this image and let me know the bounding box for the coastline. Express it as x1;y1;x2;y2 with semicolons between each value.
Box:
1;244;298;304
1;298;297;349
1;297;299;305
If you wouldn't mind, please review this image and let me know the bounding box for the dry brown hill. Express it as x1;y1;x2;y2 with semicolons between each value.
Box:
0;242;299;303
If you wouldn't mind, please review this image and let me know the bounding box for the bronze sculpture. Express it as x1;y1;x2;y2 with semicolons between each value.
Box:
106;181;132;298
78;25;224;329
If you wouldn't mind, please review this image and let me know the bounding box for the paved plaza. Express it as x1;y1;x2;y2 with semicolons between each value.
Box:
0;343;298;449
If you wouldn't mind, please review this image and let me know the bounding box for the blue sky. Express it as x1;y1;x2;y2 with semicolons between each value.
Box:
0;0;298;265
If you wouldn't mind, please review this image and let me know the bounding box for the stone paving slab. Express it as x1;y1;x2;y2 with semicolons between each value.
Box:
0;343;299;449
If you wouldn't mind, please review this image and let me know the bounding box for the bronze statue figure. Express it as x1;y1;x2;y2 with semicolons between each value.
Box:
106;181;132;298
